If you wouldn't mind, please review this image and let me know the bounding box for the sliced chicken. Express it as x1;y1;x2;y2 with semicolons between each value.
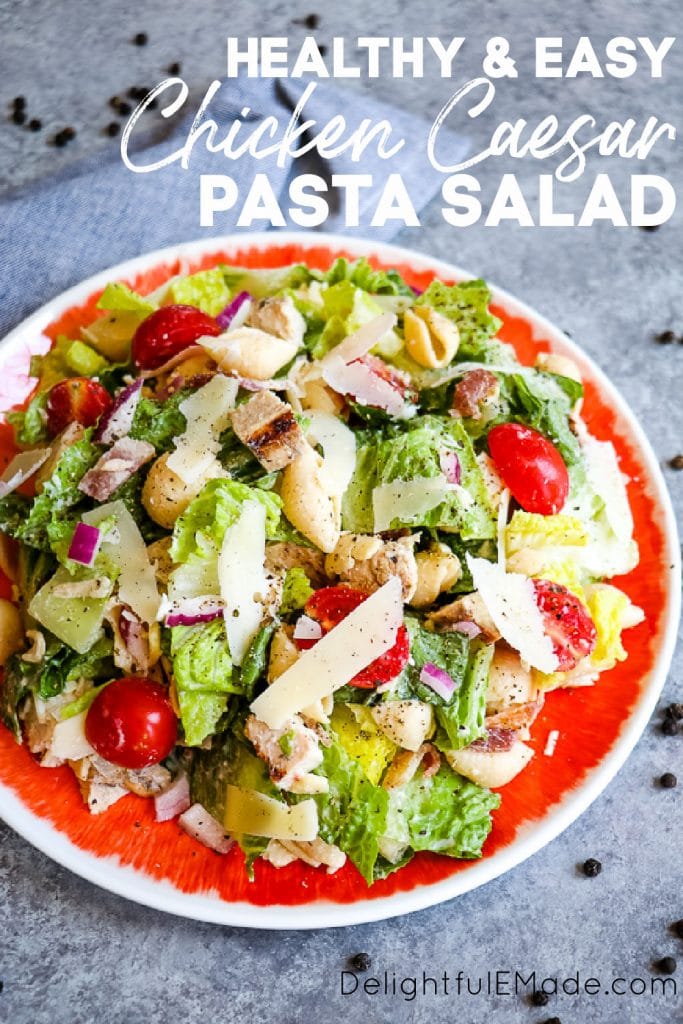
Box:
231;391;306;472
325;533;418;602
244;713;327;794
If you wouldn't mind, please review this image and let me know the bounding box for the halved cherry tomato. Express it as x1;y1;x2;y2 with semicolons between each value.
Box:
296;585;410;688
533;579;597;672
487;422;569;515
131;304;222;370
85;676;178;769
45;377;113;437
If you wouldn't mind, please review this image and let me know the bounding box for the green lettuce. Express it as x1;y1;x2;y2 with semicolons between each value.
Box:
310;736;389;884
434;643;492;750
129;388;189;452
342;416;496;540
96;282;156;316
220;263;312;298
382;763;499;862
166;268;231;316
7;392;49;446
238;625;276;701
315;256;416;297
498;371;582;466
171;620;242;746
170;479;282;565
280;567;314;614
415;279;502;360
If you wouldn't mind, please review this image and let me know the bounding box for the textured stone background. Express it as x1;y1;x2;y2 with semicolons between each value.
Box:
0;1;681;1022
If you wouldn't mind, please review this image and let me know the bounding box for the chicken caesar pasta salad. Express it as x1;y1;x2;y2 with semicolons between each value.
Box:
0;257;644;884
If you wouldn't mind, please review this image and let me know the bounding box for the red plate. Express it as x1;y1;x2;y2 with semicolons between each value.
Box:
0;234;678;928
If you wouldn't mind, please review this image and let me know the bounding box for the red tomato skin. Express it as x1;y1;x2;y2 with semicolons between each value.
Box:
131;305;222;370
487;423;570;515
297;585;410;688
45;377;113;437
85;677;178;769
533;579;597;672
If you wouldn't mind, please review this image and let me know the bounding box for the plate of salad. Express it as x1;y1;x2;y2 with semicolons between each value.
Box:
0;233;678;929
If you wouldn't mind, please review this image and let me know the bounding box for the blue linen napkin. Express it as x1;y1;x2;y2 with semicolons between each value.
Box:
0;76;468;338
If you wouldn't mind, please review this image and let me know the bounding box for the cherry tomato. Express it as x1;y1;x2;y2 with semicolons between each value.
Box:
533;579;597;672
131;305;222;370
85;676;178;769
45;377;113;437
297;585;410;688
487;423;569;515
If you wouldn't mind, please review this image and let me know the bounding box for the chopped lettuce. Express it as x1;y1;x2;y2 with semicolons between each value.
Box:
314;257;415;297
586;585;630;671
171;620;242;746
129;388;189;452
506;510;589;554
310;736;389;884
499;371;583;466
343;416;496;540
330;704;396;785
415;279;502;359
29;565;110;653
96;282;156;316
280;567;314;614
7;392;49;446
220;263;312;299
166;268;231;316
434;643;492;750
171;479;282;565
382;762;499;862
238;624;276;701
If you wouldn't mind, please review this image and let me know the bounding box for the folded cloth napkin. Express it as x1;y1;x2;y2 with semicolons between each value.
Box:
0;76;468;338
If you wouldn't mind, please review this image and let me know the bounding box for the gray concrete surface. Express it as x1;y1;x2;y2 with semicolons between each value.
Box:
1;1;682;1022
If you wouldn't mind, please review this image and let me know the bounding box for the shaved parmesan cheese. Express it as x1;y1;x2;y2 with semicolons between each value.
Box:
582;436;633;542
250;576;404;729
321;313;397;365
83;500;160;624
50;712;95;762
373;475;449;533
0;447;50;498
218;500;267;667
467;555;558;673
306;410;356;498
322;355;409;417
224;785;318;841
497;488;510;569
167;374;238;485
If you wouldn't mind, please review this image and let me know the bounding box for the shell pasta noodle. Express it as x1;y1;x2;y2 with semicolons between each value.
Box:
0;242;651;892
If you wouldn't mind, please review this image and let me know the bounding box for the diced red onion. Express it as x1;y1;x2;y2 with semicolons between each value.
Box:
178;803;234;854
165;595;224;627
93;379;142;444
439;449;462;485
419;662;456;701
216;291;251;330
0;447;50;498
154;773;191;822
67;522;102;567
293;614;323;642
450;620;482;639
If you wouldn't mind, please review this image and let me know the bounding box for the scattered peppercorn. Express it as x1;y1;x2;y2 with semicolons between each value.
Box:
11;109;26;125
28;118;42;131
668;455;683;470
167;61;182;74
662;717;679;737
349;952;371;971
12;95;26;109
128;85;146;100
109;95;121;109
105;121;120;137
666;704;683;721
543;1018;561;1024
660;772;678;788
654;956;677;974
530;990;549;1006
53;130;68;147
305;13;320;28
654;329;676;344
671;920;683;939
62;126;76;140
116;100;132;116
133;31;148;46
640;223;660;232
582;858;602;877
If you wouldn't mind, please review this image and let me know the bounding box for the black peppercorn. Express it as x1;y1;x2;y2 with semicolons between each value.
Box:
654;956;677;974
62;126;76;140
659;772;677;789
654;330;676;344
582;858;602;877
530;990;549;1006
11;109;26;125
133;31;148;46
349;952;371;971
116;101;132;116
28;118;42;131
12;95;26;109
543;1018;562;1024
671;920;683;939
53;130;68;147
105;121;120;137
668;455;683;470
640;223;660;232
304;14;320;28
167;61;182;75
666;704;683;721
662;717;679;737
128;86;147;100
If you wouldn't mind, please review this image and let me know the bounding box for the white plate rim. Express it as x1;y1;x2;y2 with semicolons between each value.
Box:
0;230;679;930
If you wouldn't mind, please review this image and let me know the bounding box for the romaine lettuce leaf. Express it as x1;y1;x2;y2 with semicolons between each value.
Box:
170;479;282;565
129;388;189;452
220;263;312;298
330;704;396;785
171;620;242;746
314;257;416;297
96;282;156;316
6;392;49;446
434;643;492;750
280;567;314;614
415;279;502;359
499;371;582;466
166;268;231;316
238;624;276;701
342;416;496;540
382;762;499;860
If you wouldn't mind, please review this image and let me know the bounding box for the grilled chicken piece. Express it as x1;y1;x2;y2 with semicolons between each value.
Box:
325;533;418;602
71;754;171;812
231;391;306;472
246;295;306;346
426;591;501;643
244;713;327;794
264;542;327;588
